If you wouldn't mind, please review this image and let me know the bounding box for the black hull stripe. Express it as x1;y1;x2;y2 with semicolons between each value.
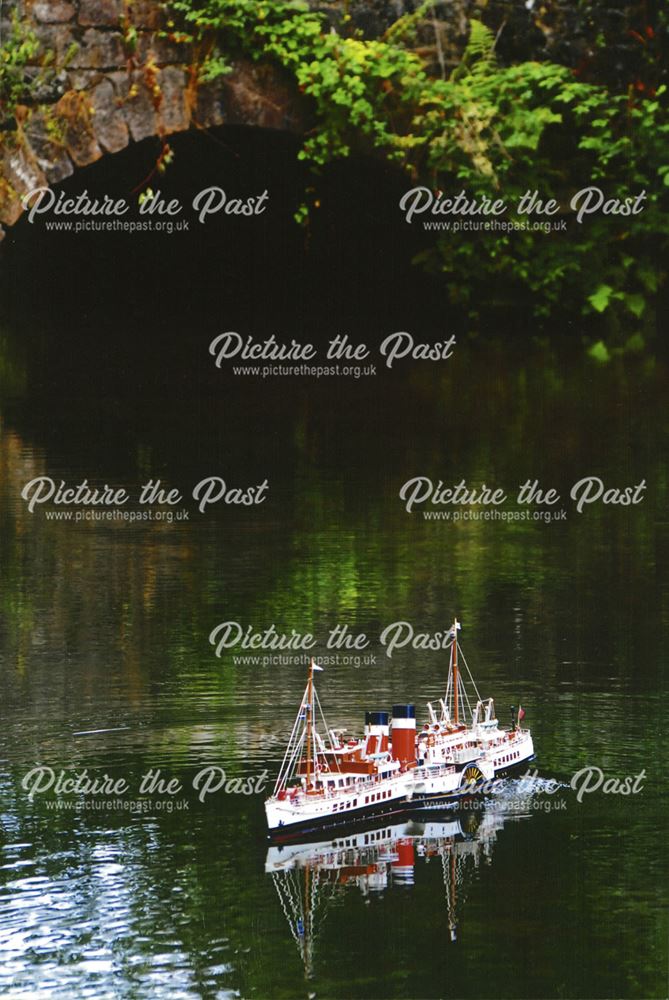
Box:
268;755;536;841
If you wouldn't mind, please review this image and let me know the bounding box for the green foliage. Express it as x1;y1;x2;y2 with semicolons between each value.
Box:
0;13;41;114
170;0;667;344
0;13;74;123
589;285;615;314
197;54;233;84
588;339;611;362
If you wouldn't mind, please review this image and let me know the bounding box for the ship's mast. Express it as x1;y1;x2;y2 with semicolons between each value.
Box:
273;661;333;796
306;658;314;788
453;619;459;725
304;863;312;977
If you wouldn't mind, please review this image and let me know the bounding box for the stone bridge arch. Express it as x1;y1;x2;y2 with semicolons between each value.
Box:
0;0;305;237
0;0;649;238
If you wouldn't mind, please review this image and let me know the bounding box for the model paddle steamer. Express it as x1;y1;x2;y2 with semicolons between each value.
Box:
265;619;534;835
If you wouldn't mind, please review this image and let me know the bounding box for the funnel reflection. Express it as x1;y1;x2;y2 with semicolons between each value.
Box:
266;802;514;978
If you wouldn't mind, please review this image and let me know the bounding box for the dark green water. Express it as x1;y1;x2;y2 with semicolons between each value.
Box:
0;338;666;998
0;132;667;999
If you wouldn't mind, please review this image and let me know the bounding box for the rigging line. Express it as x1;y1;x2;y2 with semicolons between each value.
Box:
457;644;482;702
285;870;304;919
314;688;343;774
313;687;330;743
274;687;310;792
313;688;330;753
282;729;306;787
445;670;453;709
280;872;309;969
314;702;334;773
458;671;474;719
275;689;306;779
272;872;303;948
275;733;294;791
275;726;306;795
309;865;320;925
310;692;327;772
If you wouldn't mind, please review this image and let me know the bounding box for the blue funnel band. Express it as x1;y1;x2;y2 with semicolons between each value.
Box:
392;704;415;719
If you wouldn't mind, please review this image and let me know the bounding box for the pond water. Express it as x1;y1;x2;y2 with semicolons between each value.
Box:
0;130;666;999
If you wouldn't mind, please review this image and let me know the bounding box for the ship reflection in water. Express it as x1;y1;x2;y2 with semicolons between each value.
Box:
266;800;515;978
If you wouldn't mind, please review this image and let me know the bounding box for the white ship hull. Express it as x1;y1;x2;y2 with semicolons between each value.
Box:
484;729;535;775
266;625;537;837
405;759;494;805
265;770;413;834
266;756;506;834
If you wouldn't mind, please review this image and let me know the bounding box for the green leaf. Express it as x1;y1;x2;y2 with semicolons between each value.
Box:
588;340;611;363
638;264;658;293
624;293;646;318
625;332;645;353
588;284;614;313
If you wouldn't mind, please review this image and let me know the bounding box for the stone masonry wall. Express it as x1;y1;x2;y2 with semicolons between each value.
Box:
0;0;304;236
0;0;660;238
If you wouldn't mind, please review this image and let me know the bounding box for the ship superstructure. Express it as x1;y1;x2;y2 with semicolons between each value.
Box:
265;619;534;834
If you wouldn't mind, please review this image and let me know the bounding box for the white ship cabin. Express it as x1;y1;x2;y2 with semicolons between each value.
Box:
302;755;404;798
470;698;529;768
416;698;481;766
471;698;500;735
489;744;525;769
